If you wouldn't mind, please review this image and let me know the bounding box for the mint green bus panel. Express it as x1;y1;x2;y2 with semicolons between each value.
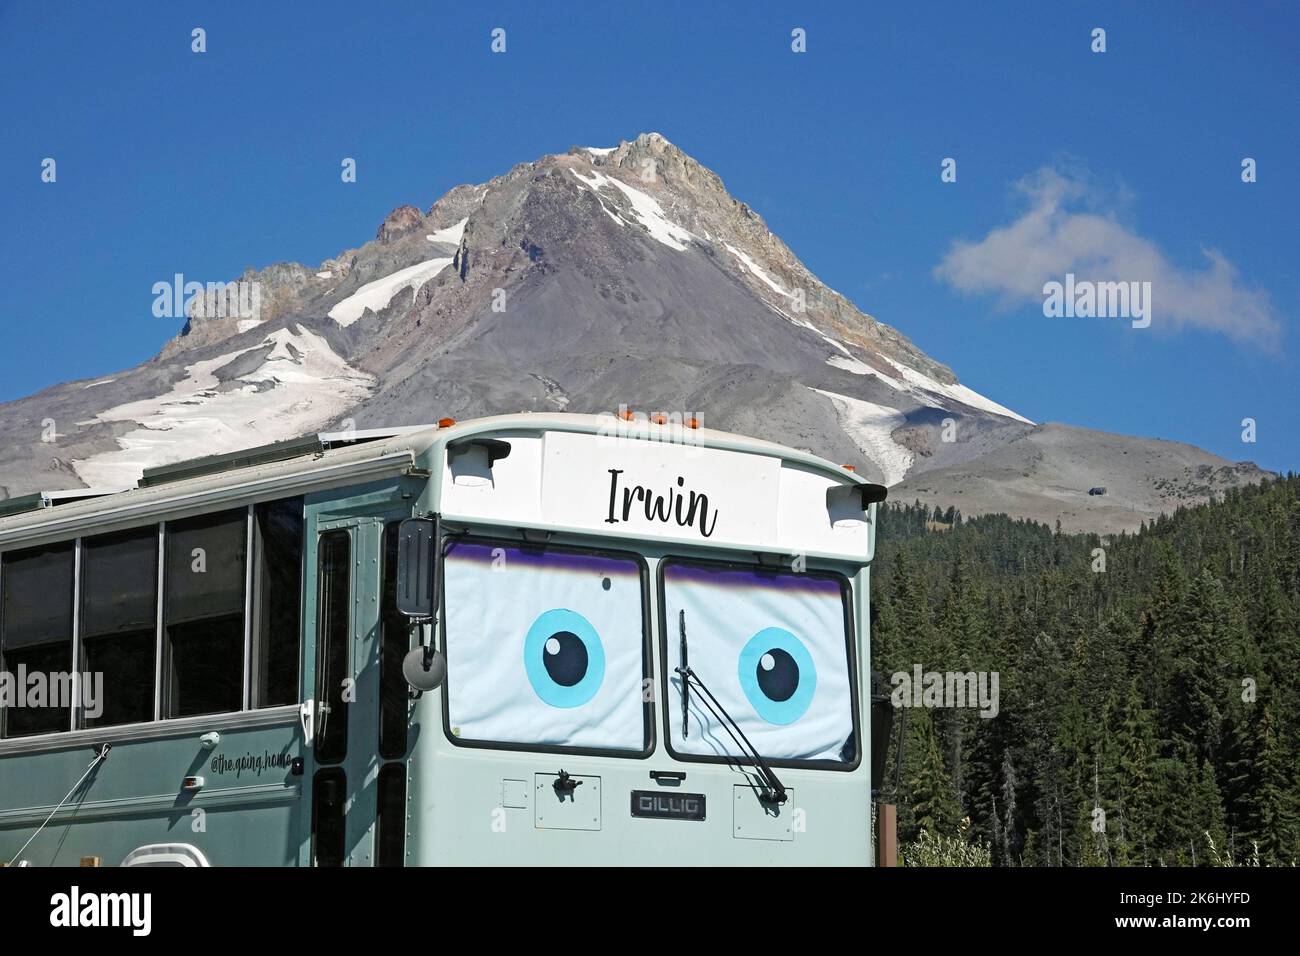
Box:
0;719;303;866
0;449;875;866
300;477;416;867
0;475;419;867
401;536;873;866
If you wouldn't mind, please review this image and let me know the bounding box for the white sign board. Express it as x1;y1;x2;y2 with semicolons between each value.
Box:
540;431;781;550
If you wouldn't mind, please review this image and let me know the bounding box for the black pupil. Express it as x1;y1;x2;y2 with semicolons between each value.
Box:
543;631;588;687
756;648;799;702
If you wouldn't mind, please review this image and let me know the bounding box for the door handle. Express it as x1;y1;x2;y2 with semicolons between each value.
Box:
300;699;315;746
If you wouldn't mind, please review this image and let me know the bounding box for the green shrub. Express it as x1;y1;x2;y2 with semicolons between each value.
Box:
900;828;993;867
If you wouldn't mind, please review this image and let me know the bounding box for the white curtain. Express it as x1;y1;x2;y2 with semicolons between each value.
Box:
443;541;645;750
663;562;853;762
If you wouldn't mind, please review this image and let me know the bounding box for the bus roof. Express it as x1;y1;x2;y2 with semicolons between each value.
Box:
0;413;881;556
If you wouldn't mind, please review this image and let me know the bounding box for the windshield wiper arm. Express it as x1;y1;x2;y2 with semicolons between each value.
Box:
676;610;788;804
679;609;689;739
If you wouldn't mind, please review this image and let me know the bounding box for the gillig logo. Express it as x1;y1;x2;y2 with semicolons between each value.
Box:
630;790;707;820
604;469;718;538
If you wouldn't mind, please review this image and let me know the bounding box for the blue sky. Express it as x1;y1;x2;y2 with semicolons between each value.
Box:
1;1;1296;471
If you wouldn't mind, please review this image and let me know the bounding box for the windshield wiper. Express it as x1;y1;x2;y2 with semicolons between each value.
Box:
679;609;689;739
676;610;788;804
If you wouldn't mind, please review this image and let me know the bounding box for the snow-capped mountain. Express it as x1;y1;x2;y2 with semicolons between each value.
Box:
0;133;1267;532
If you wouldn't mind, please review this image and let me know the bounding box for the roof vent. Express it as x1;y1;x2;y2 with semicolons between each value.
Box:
0;488;130;519
137;425;437;489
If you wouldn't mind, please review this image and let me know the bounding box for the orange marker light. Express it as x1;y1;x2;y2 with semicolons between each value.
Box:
438;418;456;428
685;417;701;429
842;464;856;472
650;413;668;425
617;408;635;421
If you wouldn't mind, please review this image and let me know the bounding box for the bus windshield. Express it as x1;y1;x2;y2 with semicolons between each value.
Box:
442;539;649;753
662;560;856;765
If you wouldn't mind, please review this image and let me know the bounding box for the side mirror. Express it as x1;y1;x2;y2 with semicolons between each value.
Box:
859;483;888;506
402;645;446;692
825;482;888;522
395;517;437;618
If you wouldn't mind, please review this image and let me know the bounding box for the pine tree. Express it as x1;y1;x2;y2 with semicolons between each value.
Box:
999;750;1021;865
1250;705;1300;864
905;711;962;839
1167;570;1232;767
1103;680;1158;864
873;478;1300;867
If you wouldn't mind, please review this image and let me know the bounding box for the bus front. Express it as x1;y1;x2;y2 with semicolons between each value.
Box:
400;414;886;865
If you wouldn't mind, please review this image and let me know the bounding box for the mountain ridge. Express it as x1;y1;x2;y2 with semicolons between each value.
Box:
0;133;1269;532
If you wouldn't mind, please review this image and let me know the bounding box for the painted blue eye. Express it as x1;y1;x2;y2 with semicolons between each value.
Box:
524;608;606;708
738;627;816;724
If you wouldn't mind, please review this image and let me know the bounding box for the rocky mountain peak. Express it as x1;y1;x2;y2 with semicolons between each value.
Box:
376;204;426;243
0;133;1269;533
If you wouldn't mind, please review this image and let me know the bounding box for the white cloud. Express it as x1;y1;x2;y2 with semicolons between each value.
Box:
934;167;1280;347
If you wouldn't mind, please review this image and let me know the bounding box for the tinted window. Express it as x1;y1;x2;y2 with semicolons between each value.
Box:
164;510;246;718
252;498;304;708
375;763;407;867
1;543;75;737
81;526;158;728
312;766;347;867
379;522;411;759
314;530;351;764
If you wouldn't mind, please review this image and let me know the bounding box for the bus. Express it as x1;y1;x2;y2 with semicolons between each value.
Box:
0;412;888;866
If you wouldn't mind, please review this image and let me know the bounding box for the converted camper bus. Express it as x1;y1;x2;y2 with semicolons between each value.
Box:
0;413;887;866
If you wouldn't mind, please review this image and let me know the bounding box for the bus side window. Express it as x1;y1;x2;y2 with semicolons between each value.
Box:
375;763;406;867
80;526;158;728
251;498;304;708
376;521;411;867
378;521;411;760
163;510;247;719
314;530;351;765
0;543;75;737
311;766;347;867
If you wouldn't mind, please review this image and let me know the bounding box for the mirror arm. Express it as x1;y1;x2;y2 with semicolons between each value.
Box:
415;512;442;632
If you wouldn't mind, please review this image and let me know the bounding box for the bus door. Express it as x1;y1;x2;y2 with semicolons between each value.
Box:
304;507;415;866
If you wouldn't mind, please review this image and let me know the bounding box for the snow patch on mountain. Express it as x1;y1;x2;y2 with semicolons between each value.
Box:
810;387;913;485
725;243;792;298
569;168;695;251
826;354;885;378
825;353;1031;424
327;258;454;327
72;326;374;488
763;302;866;367
568;169;627;226
943;382;1032;424
427;218;468;246
880;356;1032;423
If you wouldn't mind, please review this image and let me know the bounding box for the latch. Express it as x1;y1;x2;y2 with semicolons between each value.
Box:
553;769;584;798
